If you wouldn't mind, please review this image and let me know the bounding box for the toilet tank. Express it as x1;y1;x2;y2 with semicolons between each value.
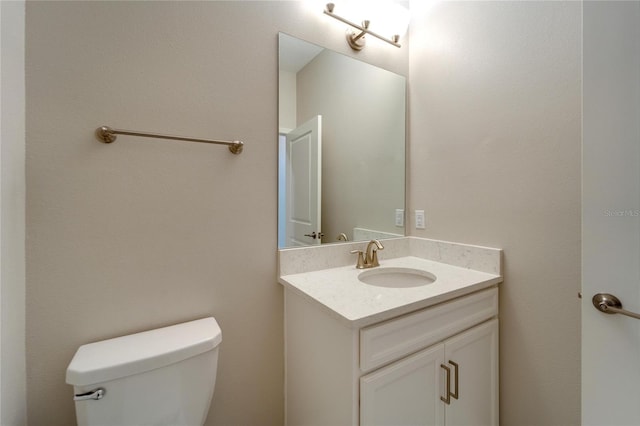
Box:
66;317;222;426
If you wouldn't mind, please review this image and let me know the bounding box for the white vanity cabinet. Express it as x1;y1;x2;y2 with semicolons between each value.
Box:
360;319;499;426
284;286;499;426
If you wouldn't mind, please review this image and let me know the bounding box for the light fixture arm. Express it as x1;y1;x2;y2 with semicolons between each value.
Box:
323;3;402;49
351;20;370;44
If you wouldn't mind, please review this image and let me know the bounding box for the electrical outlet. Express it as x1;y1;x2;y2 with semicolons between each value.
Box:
415;210;425;229
395;209;404;227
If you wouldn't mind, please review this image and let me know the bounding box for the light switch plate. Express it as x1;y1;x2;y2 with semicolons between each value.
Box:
395;209;404;227
415;210;425;229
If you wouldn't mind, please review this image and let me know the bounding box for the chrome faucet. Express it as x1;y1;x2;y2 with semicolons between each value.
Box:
351;239;384;269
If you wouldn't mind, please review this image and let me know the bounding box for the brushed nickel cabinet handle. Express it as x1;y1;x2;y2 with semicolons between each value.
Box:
449;360;459;400
440;364;451;405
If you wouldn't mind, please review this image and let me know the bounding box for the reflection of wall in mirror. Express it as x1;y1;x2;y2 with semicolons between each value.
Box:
279;70;296;132
297;51;405;243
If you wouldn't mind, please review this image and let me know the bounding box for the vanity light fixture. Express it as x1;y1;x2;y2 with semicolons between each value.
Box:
323;2;408;50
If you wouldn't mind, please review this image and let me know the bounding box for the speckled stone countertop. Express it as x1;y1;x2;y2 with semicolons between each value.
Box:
278;237;503;328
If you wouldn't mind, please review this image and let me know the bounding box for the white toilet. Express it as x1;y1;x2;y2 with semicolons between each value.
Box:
66;317;222;426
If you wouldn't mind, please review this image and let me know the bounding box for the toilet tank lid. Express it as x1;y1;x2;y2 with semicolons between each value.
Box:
66;317;222;387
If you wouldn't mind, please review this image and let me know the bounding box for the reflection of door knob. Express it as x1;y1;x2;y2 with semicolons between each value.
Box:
592;293;640;320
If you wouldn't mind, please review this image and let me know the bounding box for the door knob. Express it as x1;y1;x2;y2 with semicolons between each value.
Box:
592;293;640;320
304;232;324;239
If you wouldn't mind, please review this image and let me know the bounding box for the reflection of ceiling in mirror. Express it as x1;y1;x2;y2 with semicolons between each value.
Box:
279;34;323;73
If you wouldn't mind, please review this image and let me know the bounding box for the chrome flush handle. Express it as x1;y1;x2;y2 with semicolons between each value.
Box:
73;388;106;402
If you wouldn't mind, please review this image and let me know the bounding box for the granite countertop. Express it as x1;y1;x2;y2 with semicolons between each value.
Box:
279;255;502;328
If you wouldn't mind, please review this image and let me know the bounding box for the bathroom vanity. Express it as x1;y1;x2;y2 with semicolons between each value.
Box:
279;237;502;426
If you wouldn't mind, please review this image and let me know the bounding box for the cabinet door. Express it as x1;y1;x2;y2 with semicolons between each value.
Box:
443;319;499;426
361;343;445;426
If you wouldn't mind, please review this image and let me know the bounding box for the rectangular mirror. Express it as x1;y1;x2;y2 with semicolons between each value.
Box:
278;33;406;248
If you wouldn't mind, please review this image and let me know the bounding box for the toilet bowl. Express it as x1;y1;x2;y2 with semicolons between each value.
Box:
66;317;222;426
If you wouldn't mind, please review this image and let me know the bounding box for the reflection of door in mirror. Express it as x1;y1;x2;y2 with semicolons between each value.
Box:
285;116;322;247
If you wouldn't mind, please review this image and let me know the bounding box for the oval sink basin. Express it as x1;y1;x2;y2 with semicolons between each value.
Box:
358;267;437;288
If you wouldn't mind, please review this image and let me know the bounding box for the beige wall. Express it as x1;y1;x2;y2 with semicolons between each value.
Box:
297;50;406;242
409;1;581;424
1;0;27;424
25;1;408;425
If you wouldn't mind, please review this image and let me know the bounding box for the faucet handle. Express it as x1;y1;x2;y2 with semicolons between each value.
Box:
350;250;366;269
370;248;381;267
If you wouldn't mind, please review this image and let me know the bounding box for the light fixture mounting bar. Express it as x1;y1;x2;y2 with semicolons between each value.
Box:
323;3;401;49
